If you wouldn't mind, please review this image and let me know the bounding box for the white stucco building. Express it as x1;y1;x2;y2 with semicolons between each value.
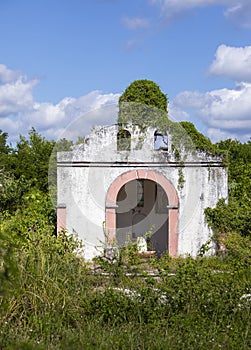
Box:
57;124;228;260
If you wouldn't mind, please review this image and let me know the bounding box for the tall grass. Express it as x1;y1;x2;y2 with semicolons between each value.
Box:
0;227;250;349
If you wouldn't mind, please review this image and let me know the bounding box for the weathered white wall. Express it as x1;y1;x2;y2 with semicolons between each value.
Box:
57;125;228;260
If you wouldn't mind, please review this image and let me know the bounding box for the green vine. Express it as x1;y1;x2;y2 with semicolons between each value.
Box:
117;80;227;172
178;164;185;190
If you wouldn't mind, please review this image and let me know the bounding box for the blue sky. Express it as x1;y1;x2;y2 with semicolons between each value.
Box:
1;0;251;143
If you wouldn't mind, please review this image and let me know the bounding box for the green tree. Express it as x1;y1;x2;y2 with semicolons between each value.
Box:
1;189;56;245
0;130;14;172
14;128;55;192
180;122;221;155
0;174;32;214
206;139;251;241
117;81;219;155
118;80;168;129
119;79;167;112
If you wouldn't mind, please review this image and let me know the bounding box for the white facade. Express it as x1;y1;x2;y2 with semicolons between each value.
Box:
57;124;228;261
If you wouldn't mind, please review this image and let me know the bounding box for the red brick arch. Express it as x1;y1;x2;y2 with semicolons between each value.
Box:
105;169;179;257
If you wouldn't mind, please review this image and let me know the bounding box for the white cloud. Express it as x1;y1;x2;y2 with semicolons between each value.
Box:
170;43;251;142
122;16;150;30
168;102;190;122
150;0;228;19
224;1;251;27
173;82;251;142
1;63;250;145
0;64;21;85
150;0;220;12
0;64;120;143
0;117;23;134
0;76;38;116
49;91;120;141
207;127;251;143
210;45;251;82
150;0;251;26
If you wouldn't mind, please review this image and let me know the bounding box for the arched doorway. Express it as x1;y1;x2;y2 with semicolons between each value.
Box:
105;170;179;257
116;179;169;254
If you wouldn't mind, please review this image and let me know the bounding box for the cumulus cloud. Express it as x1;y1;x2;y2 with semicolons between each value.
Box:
122;16;150;30
173;82;251;142
1;62;250;145
171;44;251;142
0;64;20;84
49;92;120;141
168;102;190;122
0;66;38;116
150;0;251;26
207;127;251;143
0;64;120;143
210;45;251;82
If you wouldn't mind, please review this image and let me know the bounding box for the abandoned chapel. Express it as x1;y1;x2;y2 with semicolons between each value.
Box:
57;122;228;261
